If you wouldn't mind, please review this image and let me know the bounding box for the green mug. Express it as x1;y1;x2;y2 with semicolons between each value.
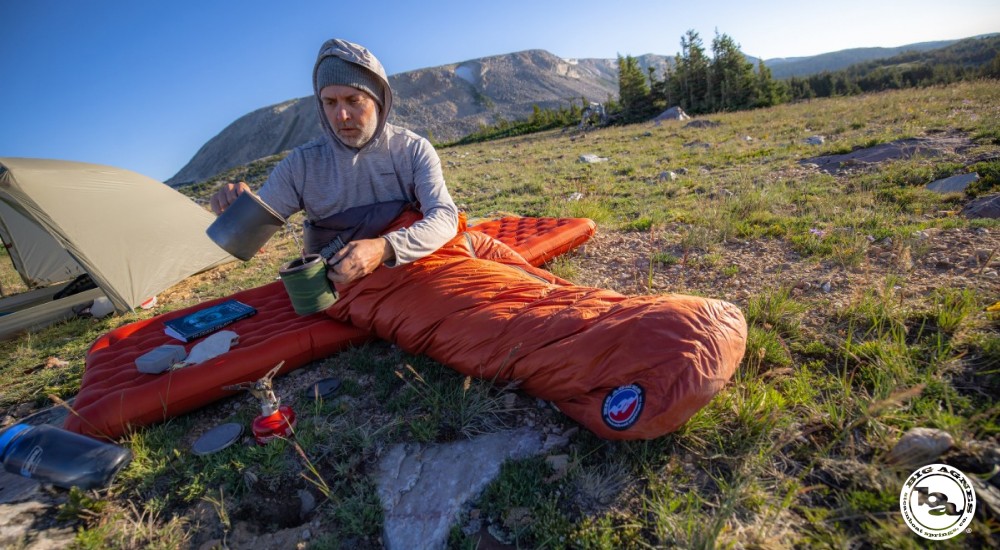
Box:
278;254;338;315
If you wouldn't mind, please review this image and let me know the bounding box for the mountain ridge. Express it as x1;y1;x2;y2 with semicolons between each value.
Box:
764;39;963;79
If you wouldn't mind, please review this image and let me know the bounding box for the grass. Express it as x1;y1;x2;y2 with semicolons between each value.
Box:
2;81;999;548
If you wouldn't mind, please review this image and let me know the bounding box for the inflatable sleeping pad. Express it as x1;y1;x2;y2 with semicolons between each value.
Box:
329;217;748;440
65;216;596;439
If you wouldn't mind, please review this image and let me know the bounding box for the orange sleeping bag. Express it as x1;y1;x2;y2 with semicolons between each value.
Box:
65;217;596;439
329;225;748;440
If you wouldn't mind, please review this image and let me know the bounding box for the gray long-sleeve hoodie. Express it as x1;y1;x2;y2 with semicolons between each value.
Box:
258;39;458;266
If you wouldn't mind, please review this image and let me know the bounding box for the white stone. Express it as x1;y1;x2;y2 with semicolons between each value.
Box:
376;428;546;550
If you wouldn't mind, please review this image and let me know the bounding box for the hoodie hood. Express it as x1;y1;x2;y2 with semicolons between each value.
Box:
313;39;394;151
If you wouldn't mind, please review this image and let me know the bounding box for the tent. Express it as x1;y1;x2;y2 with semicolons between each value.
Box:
0;158;234;338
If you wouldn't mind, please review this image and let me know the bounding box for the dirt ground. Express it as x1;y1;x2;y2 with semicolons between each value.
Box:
571;222;999;318
573;133;998;317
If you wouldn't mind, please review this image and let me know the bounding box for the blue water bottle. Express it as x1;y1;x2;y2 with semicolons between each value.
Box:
0;424;132;490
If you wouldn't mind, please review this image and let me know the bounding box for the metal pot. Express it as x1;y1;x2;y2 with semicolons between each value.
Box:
206;192;286;261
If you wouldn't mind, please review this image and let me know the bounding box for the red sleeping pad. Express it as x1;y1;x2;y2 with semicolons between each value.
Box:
65;217;596;439
68;282;370;439
329;228;748;440
461;216;595;267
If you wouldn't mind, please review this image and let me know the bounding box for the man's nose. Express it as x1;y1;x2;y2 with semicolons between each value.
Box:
336;107;351;122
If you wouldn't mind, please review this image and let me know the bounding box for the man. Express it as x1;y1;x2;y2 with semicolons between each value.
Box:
210;39;458;284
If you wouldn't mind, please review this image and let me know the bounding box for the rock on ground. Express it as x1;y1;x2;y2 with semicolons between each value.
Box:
376;427;548;550
926;172;978;193
801;134;974;173
963;193;1000;219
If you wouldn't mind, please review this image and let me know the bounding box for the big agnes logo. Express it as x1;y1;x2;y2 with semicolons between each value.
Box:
602;384;644;430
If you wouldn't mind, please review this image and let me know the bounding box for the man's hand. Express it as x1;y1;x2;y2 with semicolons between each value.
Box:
210;181;251;215
327;237;395;284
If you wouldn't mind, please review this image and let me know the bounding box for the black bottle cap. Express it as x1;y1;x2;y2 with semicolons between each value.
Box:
305;377;342;402
192;423;244;456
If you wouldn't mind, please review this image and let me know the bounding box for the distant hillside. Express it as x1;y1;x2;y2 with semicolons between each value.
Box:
785;34;1000;99
764;39;963;79
766;34;1000;79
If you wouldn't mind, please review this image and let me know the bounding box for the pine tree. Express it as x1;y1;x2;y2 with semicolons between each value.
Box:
787;77;816;101
711;32;756;110
617;54;653;122
652;62;673;109
678;30;710;113
753;59;781;107
982;52;1000;78
669;52;687;110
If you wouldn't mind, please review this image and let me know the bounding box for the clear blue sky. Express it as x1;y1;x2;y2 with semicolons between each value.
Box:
2;0;997;181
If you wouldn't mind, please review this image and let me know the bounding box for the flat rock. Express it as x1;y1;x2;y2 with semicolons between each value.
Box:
376;427;547;550
801;135;974;174
885;427;954;469
578;154;608;164
683;141;711;149
962;193;1000;219
684;119;720;129
926;172;978;193
0;487;74;549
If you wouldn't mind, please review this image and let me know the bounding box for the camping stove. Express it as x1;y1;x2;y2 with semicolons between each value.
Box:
223;361;297;445
251;404;297;445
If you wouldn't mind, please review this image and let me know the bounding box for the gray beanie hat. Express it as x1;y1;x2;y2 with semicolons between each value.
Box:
316;56;384;108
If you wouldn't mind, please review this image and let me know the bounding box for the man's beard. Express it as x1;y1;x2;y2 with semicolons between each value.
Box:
335;116;378;148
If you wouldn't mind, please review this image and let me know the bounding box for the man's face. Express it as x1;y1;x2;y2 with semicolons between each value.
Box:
320;85;379;148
